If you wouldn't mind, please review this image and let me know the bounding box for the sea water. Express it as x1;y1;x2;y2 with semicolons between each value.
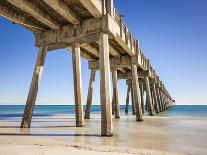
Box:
0;105;207;120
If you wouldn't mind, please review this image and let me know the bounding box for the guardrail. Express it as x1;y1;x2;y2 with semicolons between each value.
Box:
113;7;172;99
114;9;151;71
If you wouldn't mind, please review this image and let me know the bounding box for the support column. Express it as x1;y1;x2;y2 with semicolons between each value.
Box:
156;85;162;112
160;90;164;111
163;94;167;110
84;69;96;119
130;80;136;115
139;83;145;113
144;76;154;116
158;87;163;111
125;83;130;114
163;94;166;110
150;85;156;112
152;83;160;113
145;93;149;111
72;42;84;127
112;69;120;118
144;86;148;111
163;93;166;110
106;0;114;17
21;45;48;128
112;95;115;115
99;33;113;136
162;93;165;110
131;64;143;121
165;97;168;109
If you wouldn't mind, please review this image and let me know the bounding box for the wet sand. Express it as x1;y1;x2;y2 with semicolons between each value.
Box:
0;114;207;155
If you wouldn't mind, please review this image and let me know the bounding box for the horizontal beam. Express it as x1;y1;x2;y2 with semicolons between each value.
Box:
0;4;45;33
109;45;120;57
79;42;120;58
114;36;135;56
42;0;80;24
79;0;102;18
117;68;126;73
66;47;95;61
35;17;103;47
81;43;99;58
89;55;138;69
117;70;146;80
7;0;60;29
95;41;120;57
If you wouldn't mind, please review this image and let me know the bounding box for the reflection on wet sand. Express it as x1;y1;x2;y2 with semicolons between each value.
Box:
0;114;207;155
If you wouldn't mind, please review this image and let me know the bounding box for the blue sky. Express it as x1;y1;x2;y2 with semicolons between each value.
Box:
0;0;207;105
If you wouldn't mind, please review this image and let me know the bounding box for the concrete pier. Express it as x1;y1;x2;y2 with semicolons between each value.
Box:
21;45;48;128
99;33;113;136
112;69;120;118
152;82;160;113
72;42;84;127
125;82;130;114
130;80;136;115
0;0;175;136
131;63;143;121
139;84;145;113
84;69;96;119
144;76;154;116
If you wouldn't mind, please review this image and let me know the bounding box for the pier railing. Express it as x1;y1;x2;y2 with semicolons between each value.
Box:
114;9;161;80
114;9;136;54
113;9;174;103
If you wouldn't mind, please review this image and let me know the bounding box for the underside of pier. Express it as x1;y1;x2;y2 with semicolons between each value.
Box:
0;0;175;136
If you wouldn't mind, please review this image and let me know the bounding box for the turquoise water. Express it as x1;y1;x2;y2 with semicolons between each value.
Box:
0;105;207;120
157;105;207;117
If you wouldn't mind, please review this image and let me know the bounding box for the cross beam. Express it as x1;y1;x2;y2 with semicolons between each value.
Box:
7;0;60;29
42;0;80;24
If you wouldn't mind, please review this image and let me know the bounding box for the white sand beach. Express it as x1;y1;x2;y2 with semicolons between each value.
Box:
0;115;207;155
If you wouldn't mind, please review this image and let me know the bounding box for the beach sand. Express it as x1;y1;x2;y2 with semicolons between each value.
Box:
0;114;207;155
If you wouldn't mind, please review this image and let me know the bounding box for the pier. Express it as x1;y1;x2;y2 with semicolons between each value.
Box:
0;0;175;136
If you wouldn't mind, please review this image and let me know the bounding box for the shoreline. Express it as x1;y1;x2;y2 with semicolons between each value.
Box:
0;115;207;155
0;137;183;155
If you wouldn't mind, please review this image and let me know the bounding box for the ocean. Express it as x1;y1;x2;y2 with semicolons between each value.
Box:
1;105;207;154
0;105;207;120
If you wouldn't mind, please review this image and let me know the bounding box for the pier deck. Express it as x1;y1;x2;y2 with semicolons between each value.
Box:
0;0;175;136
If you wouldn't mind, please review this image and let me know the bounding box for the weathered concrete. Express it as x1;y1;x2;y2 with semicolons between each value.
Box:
106;0;114;17
0;0;175;136
112;69;120;118
111;94;115;115
99;33;113;136
152;83;160;113
144;76;154;116
21;45;48;128
160;90;165;111
7;0;60;29
163;94;167;110
42;0;80;24
131;63;142;121
157;87;163;112
125;83;130;114
84;69;96;119
155;84;162;112
139;83;145;113
72;42;84;127
130;80;136;115
79;0;102;18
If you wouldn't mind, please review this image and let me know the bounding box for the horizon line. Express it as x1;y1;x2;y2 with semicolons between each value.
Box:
0;104;206;106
